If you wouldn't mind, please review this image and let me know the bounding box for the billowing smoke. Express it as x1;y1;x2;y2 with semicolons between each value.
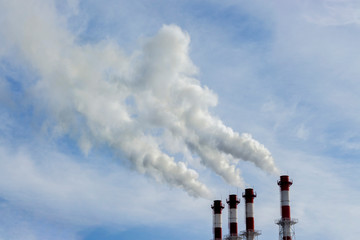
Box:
0;0;279;198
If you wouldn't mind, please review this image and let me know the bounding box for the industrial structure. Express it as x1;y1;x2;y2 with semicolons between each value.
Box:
275;175;297;240
212;200;225;240
225;194;241;240
211;175;296;240
240;188;261;240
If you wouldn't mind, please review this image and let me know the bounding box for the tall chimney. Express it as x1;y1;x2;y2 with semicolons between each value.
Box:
241;188;261;240
276;175;297;240
243;189;256;233
227;194;240;237
212;200;225;240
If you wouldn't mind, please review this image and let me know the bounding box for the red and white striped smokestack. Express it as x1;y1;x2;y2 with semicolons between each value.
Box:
277;175;296;240
212;200;225;240
240;188;261;240
278;175;292;221
243;188;256;233
227;195;240;237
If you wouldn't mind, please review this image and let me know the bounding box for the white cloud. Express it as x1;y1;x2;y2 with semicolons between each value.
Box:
295;123;309;140
0;0;278;198
304;0;360;26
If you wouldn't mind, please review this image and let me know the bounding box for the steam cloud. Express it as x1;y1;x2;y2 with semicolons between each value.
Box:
0;0;279;198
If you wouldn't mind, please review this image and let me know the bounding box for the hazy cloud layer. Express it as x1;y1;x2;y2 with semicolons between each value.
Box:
2;0;360;240
0;141;211;240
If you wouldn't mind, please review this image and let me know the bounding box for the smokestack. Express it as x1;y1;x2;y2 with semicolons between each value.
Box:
241;188;261;240
276;175;297;240
226;194;240;237
278;175;292;220
212;200;225;240
243;189;256;233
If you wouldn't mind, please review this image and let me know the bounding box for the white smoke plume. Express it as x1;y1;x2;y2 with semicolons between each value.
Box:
0;0;279;198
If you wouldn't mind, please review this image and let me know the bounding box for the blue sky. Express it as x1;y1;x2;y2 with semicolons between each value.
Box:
1;0;360;239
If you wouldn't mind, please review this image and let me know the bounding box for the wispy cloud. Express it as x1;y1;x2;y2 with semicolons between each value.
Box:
0;139;212;237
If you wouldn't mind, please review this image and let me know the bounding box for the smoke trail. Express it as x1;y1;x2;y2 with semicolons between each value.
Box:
0;0;278;198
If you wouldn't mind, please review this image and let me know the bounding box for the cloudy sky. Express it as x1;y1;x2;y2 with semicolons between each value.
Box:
1;0;360;239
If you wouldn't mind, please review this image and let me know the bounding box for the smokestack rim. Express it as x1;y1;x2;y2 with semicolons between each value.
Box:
277;175;293;186
226;194;240;205
211;200;225;213
242;188;257;199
